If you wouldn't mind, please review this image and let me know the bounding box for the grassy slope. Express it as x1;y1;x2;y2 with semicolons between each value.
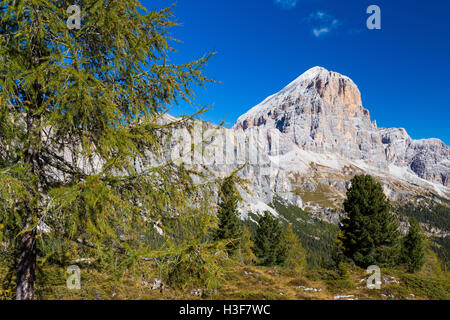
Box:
1;195;449;300
1;261;448;300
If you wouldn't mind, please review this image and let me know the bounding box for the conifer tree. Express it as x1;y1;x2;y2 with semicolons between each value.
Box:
402;218;425;273
340;175;400;268
213;175;242;256
337;261;350;280
253;212;286;266
239;226;256;265
0;0;217;299
331;230;347;266
282;225;307;271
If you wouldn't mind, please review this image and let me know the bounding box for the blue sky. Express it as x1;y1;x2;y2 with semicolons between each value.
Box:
144;0;450;144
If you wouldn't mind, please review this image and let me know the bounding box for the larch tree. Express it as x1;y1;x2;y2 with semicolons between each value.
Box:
0;0;218;299
282;225;307;271
239;225;256;265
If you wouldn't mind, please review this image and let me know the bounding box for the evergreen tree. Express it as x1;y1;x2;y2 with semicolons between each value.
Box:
239;226;256;265
340;175;400;268
337;261;350;280
282;225;307;271
331;230;347;266
0;0;216;299
213;176;242;256
402;218;426;273
253;212;286;266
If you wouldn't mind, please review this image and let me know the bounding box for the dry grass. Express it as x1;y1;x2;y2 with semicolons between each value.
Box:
2;261;449;300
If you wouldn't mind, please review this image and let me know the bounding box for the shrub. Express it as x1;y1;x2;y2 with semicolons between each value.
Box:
326;279;356;294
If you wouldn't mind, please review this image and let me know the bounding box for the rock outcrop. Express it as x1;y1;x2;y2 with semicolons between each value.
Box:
233;66;450;188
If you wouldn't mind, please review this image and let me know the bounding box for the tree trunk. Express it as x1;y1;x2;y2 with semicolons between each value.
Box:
16;227;37;300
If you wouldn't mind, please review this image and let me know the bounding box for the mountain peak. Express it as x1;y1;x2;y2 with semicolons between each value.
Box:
285;66;354;89
232;67;449;187
293;66;329;81
278;66;329;94
298;65;327;76
234;67;364;132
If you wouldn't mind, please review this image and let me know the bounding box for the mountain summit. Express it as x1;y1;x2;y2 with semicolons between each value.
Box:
233;67;449;187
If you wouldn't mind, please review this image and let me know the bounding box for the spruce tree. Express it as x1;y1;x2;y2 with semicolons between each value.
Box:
213;176;242;256
0;0;216;299
282;225;307;271
253;212;286;266
402;218;425;273
340;175;400;268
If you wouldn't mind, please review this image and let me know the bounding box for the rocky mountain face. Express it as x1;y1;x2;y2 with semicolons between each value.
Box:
233;67;449;187
158;65;450;241
185;66;450;229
